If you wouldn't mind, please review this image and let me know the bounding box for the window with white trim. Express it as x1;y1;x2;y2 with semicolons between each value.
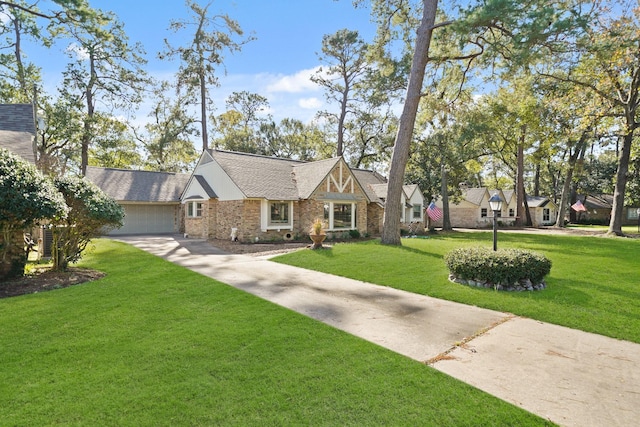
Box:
269;201;290;226
323;202;356;230
543;208;550;221
481;208;488;218
261;200;293;230
412;204;422;219
187;201;203;218
509;208;515;217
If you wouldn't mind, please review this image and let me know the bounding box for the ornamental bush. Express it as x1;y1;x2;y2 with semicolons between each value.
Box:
0;148;67;279
444;247;552;291
51;175;124;270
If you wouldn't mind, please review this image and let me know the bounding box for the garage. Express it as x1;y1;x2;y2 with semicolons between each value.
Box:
85;167;191;236
109;204;179;235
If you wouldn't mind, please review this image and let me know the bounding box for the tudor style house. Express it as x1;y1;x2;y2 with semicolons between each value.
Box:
180;150;425;241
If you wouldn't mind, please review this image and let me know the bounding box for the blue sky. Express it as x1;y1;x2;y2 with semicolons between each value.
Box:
36;0;378;125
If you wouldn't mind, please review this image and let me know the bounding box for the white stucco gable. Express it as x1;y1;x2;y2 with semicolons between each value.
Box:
181;151;245;202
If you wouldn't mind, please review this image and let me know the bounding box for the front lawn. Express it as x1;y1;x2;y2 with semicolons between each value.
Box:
0;239;547;426
274;232;640;343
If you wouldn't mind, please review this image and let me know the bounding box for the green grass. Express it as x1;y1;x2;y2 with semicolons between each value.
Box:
566;224;639;235
274;232;640;343
0;239;549;426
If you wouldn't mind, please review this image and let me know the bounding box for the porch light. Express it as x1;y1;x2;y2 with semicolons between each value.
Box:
489;193;503;251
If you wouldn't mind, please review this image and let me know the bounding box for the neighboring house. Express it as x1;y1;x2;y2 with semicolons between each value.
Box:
575;193;638;225
180;150;425;241
0;103;36;164
366;181;426;232
527;196;558;227
432;187;556;228
86;167;191;235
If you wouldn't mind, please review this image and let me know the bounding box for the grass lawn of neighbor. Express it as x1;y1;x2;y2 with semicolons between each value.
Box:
0;239;550;426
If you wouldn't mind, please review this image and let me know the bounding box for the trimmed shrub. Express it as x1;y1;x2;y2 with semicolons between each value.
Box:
51;175;124;270
0;148;67;279
444;247;551;291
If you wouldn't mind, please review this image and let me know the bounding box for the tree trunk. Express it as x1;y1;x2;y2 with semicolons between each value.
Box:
441;163;452;230
555;133;588;227
608;130;633;235
514;126;525;226
337;83;349;157
199;69;209;151
81;50;97;177
381;0;438;245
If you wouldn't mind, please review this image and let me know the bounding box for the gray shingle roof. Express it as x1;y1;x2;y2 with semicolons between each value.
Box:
578;194;613;209
0;104;36;133
0;131;35;164
210;150;306;200
194;175;217;198
464;187;488;205
351;169;387;203
527;196;550;208
86;167;191;202
0;104;36;163
293;157;341;199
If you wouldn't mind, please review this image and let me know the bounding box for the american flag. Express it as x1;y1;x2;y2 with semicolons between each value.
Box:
426;201;443;221
571;200;587;212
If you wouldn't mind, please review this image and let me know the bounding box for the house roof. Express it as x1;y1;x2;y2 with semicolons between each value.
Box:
527;196;550;208
0;104;36;163
578;194;613;210
293;157;341;199
86;167;191;202
210;150;303;200
464;187;488;205
351;169;387;203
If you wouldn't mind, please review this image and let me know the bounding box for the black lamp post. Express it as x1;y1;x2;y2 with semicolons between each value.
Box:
489;193;503;251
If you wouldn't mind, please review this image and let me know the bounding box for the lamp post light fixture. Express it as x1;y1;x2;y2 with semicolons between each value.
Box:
489;193;503;251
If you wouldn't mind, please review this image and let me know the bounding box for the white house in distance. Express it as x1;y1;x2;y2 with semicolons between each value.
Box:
431;186;557;228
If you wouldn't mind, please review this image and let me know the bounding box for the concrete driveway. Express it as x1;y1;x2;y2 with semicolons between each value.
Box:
117;235;640;427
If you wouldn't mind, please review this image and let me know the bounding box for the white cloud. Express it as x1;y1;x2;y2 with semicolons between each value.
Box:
298;97;323;109
65;43;90;61
266;67;322;93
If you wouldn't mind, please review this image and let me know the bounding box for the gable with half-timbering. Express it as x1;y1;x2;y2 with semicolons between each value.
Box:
305;159;369;232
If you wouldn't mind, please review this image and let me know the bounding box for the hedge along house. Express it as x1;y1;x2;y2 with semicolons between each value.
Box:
181;150;381;242
85;167;191;235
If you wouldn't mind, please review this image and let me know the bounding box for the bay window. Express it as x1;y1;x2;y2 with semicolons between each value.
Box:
323;202;357;230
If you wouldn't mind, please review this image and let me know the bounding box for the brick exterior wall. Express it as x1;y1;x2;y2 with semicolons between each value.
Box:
184;160;379;242
367;204;383;235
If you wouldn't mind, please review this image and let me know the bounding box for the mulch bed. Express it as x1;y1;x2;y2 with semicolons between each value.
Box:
0;267;106;299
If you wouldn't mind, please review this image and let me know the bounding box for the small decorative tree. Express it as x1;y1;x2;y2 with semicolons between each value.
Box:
0;148;67;279
51;175;124;270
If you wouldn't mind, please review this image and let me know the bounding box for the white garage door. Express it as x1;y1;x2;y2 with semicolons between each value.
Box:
109;204;178;235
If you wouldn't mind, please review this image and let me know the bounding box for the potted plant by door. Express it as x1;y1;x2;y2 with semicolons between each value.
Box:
309;218;326;249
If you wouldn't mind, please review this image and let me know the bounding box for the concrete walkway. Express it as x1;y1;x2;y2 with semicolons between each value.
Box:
117;235;640;427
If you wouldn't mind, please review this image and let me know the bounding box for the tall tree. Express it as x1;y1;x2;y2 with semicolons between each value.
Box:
0;3;43;102
136;81;198;172
60;11;148;176
312;29;369;157
380;0;438;245
161;0;252;152
368;0;593;244
540;6;640;235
